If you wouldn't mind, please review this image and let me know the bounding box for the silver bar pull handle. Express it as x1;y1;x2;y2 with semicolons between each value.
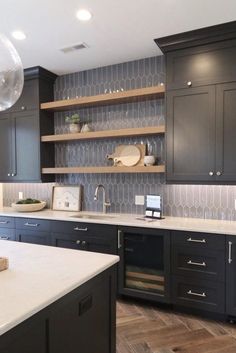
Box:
24;222;39;227
0;236;9;240
118;230;122;249
229;241;233;264
0;221;8;224
74;227;88;232
187;237;206;244
187;290;206;298
187;260;206;267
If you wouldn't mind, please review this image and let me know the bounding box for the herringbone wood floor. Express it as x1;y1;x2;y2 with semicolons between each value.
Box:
116;299;236;353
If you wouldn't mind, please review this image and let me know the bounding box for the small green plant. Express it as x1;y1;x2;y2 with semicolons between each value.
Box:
65;113;80;124
16;198;41;205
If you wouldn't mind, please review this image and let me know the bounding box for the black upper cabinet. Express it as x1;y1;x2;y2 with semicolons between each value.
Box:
215;82;236;181
155;21;236;183
166;86;216;182
0;66;57;182
0;114;11;181
166;40;236;90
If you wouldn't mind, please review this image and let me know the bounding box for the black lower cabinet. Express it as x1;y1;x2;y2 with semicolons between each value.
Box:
0;228;16;241
118;227;171;303
171;230;226;314
226;236;236;317
51;221;117;255
0;268;116;353
16;229;50;245
15;218;51;245
0;216;16;241
172;275;225;313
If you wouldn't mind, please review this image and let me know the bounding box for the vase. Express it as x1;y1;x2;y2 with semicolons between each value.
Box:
69;123;80;133
144;155;156;166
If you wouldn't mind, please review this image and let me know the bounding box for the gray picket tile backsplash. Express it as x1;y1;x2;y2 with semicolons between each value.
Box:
3;55;236;220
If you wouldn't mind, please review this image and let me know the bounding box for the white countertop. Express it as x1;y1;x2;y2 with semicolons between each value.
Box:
0;207;236;235
0;241;119;336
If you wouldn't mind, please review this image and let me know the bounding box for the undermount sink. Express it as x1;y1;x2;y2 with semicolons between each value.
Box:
70;214;116;220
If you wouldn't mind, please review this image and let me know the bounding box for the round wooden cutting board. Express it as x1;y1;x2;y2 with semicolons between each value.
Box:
114;145;141;166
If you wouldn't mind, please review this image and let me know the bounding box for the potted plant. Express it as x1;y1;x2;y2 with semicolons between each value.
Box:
65;114;81;133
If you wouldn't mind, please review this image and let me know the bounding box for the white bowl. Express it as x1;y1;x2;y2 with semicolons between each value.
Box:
11;201;47;212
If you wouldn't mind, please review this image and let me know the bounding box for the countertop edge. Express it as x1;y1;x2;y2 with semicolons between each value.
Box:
0;208;236;236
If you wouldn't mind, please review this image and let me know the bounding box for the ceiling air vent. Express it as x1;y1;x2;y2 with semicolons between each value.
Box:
60;42;89;54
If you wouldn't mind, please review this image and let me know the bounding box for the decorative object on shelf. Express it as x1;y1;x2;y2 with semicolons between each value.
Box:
107;144;146;167
145;195;163;219
65;113;81;133
0;257;9;272
144;155;156;166
0;33;24;111
11;199;47;212
52;185;82;211
81;123;92;133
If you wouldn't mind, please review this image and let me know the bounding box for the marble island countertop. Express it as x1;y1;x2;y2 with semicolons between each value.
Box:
0;241;119;336
0;207;236;235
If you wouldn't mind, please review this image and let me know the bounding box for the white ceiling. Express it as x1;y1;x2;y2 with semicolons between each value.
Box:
1;0;236;75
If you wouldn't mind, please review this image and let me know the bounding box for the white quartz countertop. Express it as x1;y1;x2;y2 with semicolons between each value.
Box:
0;241;119;336
0;207;236;235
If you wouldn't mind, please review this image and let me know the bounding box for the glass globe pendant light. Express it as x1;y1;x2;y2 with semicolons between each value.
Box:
0;33;24;111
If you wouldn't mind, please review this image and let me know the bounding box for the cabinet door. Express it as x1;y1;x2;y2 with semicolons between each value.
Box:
216;82;236;181
16;230;50;245
11;110;41;181
0;115;12;181
166;39;236;90
7;79;39;113
226;236;236;316
166;86;216;182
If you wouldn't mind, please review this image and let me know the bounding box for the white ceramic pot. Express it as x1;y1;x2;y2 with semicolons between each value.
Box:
81;123;92;132
144;155;156;166
69;123;80;133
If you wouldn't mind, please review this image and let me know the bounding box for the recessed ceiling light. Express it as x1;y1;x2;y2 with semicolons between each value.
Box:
11;31;26;40
76;9;92;22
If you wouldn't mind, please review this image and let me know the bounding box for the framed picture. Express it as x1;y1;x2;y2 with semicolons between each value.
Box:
52;185;82;211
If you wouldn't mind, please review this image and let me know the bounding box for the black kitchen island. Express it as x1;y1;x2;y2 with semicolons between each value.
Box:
0;241;118;353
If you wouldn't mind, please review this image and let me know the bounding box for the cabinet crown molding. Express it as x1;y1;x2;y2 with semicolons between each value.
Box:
155;20;236;53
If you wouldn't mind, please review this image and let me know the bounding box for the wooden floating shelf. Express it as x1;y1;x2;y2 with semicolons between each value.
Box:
42;165;165;174
41;125;165;142
40;85;165;112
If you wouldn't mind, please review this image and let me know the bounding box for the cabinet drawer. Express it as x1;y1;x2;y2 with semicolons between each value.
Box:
166;39;236;90
0;216;15;228
172;245;225;281
0;228;15;241
51;233;117;255
172;275;225;313
172;231;224;251
51;221;117;239
16;218;50;232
